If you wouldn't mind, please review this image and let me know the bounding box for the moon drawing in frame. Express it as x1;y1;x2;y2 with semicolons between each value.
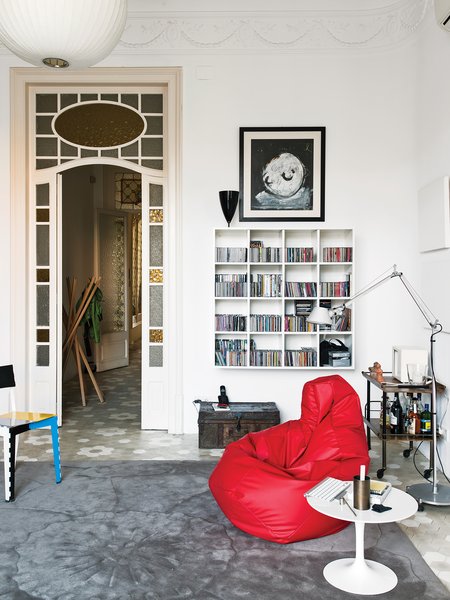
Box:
251;138;314;210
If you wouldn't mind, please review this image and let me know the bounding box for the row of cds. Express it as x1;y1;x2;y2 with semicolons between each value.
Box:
319;281;350;297
285;349;317;367
215;247;247;262
216;246;352;263
249;247;282;263
215;339;247;366
249;314;283;332
215;275;350;298
249;274;283;297
215;314;247;331
285;281;317;298
214;340;318;367
284;315;316;332
323;247;352;262
215;274;247;297
215;314;315;332
249;350;282;367
286;247;314;263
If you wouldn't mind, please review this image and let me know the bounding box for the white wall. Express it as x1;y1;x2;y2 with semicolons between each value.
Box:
174;49;419;432
0;4;430;439
416;10;450;473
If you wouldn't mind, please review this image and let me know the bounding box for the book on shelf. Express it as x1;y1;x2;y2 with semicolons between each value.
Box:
249;338;282;366
215;247;247;263
215;273;248;297
318;302;351;332
285;348;317;367
285;281;317;298
322;247;352;262
319;279;350;298
250;350;282;367
250;273;282;297
215;314;247;332
333;307;351;331
250;314;282;332
285;247;314;263
250;247;281;263
284;315;315;332
215;338;247;366
295;300;314;315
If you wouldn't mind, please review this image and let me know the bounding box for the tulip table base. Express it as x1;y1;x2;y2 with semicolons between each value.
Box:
323;522;397;595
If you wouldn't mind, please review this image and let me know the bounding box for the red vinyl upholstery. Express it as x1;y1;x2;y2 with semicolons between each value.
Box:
208;375;370;544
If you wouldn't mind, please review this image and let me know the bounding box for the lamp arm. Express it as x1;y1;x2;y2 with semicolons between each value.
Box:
396;273;440;330
332;265;440;333
331;265;400;314
324;263;446;499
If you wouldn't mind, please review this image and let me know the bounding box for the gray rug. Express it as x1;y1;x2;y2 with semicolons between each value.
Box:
0;461;448;600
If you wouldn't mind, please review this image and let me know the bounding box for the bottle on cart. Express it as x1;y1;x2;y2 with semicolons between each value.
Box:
407;398;420;435
416;393;423;415
379;397;391;430
390;393;403;434
403;393;412;432
420;403;431;434
415;395;422;434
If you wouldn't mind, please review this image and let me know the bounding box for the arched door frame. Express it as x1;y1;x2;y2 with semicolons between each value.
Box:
10;67;183;434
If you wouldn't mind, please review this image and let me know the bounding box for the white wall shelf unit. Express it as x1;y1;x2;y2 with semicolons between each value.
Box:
214;228;354;369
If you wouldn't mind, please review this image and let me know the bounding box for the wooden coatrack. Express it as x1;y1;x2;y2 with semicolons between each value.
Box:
63;277;104;406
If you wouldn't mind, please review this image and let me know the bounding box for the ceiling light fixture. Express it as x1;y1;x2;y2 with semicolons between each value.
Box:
0;0;127;70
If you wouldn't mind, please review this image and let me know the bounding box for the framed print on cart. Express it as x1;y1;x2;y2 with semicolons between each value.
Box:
239;127;325;222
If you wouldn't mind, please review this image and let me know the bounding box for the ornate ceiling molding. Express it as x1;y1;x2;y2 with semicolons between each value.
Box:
0;0;431;57
117;0;430;54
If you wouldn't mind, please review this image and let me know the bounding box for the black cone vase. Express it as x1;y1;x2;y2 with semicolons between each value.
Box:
219;190;239;227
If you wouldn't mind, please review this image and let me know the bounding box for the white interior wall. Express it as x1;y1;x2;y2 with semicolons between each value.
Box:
96;44;419;430
0;4;435;441
175;49;419;432
416;9;450;474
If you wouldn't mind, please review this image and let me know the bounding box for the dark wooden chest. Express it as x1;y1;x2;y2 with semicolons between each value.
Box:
197;401;280;449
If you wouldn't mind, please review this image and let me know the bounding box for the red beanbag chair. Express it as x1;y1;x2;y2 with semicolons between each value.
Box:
209;375;370;544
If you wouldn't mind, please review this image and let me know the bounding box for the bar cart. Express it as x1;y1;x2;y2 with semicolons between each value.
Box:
362;371;444;481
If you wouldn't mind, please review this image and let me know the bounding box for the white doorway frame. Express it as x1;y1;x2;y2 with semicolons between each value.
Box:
10;68;183;434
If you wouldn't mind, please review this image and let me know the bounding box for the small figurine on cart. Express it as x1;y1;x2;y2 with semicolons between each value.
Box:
368;361;385;383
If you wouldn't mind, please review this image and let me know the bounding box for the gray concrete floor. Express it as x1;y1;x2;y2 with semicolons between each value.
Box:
15;350;450;593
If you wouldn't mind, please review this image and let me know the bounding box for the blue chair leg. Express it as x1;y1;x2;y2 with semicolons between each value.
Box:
29;417;62;485
50;418;62;484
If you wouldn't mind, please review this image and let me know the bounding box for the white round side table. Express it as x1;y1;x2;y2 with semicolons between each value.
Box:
307;485;418;595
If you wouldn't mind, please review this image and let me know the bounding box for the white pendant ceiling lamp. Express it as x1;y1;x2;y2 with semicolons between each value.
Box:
0;0;127;69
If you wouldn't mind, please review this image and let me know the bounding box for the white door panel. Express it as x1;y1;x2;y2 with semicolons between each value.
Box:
95;210;129;373
29;172;58;416
99;335;129;367
141;174;168;429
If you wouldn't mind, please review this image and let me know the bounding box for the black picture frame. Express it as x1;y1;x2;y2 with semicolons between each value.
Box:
239;127;326;222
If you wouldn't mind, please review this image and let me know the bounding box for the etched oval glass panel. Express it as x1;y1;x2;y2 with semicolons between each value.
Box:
53;102;146;149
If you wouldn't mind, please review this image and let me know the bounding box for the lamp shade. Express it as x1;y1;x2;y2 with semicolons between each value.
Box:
219;190;239;227
0;0;127;69
306;306;332;326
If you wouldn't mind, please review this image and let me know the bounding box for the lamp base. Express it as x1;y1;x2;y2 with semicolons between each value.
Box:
406;482;450;506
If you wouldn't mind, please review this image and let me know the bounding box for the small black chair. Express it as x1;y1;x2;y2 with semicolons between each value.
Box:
0;365;61;501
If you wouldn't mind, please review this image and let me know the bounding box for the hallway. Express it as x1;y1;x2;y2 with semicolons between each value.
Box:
19;348;221;462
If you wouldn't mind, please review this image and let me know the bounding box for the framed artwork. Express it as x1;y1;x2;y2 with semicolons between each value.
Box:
239;127;326;222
